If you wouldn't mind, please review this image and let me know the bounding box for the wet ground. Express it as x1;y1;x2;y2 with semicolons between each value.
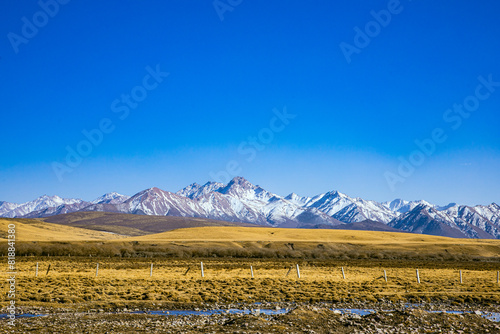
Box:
2;301;499;333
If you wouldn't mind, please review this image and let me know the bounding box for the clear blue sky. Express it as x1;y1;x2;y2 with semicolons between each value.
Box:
1;0;499;206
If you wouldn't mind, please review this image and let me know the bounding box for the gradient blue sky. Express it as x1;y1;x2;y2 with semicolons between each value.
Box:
1;0;499;206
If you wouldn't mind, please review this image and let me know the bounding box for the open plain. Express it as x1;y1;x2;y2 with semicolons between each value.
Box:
1;218;500;332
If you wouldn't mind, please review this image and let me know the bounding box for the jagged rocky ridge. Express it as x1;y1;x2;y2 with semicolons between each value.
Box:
1;177;499;239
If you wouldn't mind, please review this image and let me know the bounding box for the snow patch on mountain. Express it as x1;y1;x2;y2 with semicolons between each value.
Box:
91;192;130;204
2;195;83;218
177;182;224;199
1;177;499;239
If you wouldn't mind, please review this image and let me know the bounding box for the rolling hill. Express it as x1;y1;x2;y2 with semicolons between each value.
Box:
41;211;258;236
0;218;122;241
1;215;499;260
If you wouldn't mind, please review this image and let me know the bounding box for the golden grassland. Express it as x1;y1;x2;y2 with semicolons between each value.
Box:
1;258;499;311
2;220;500;260
0;218;122;241
128;225;471;242
127;226;500;258
1;223;500;310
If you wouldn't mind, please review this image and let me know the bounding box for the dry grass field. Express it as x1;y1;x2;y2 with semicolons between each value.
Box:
128;226;500;259
1;221;499;313
0;218;122;241
2;219;500;261
1;257;499;312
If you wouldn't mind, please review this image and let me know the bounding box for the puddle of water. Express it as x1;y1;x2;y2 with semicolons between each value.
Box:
137;307;500;323
3;308;496;323
484;313;500;322
334;308;376;316
136;308;289;316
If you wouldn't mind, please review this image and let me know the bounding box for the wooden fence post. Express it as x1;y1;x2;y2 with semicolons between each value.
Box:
459;270;462;284
46;264;51;276
416;269;420;283
296;264;300;279
341;267;345;279
95;263;99;277
150;263;153;277
250;265;254;278
200;262;204;278
383;270;387;282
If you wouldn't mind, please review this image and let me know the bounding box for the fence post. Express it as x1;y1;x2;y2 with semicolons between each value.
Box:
459;270;462;284
96;263;99;277
285;266;293;277
150;263;153;277
416;269;420;283
341;267;345;279
296;264;300;279
36;262;38;277
200;262;204;278
250;265;254;278
46;264;51;276
383;270;387;282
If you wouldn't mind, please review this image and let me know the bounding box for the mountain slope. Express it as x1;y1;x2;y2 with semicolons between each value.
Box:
389;204;496;239
0;201;19;216
23;201;92;218
41;211;257;236
1;177;499;239
91;192;130;204
177;182;224;199
2;195;84;218
85;187;207;217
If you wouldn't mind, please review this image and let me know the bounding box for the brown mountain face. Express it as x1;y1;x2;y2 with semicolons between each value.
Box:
42;211;258;236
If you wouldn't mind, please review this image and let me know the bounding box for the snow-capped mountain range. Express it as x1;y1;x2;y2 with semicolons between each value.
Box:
1;177;499;239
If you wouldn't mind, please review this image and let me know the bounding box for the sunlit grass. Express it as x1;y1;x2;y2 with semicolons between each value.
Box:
1;258;499;310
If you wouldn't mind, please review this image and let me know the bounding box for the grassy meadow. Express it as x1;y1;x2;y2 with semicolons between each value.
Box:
1;218;500;311
2;257;500;311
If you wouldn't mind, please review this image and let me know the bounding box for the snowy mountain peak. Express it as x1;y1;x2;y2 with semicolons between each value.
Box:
0;201;20;216
414;203;433;213
383;199;434;214
225;176;255;189
91;192;130;204
1;194;83;218
324;190;345;198
284;193;311;206
176;183;201;197
138;187;167;198
217;177;277;206
177;181;224;199
35;194;82;206
383;198;408;211
219;177;257;196
1;177;499;239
